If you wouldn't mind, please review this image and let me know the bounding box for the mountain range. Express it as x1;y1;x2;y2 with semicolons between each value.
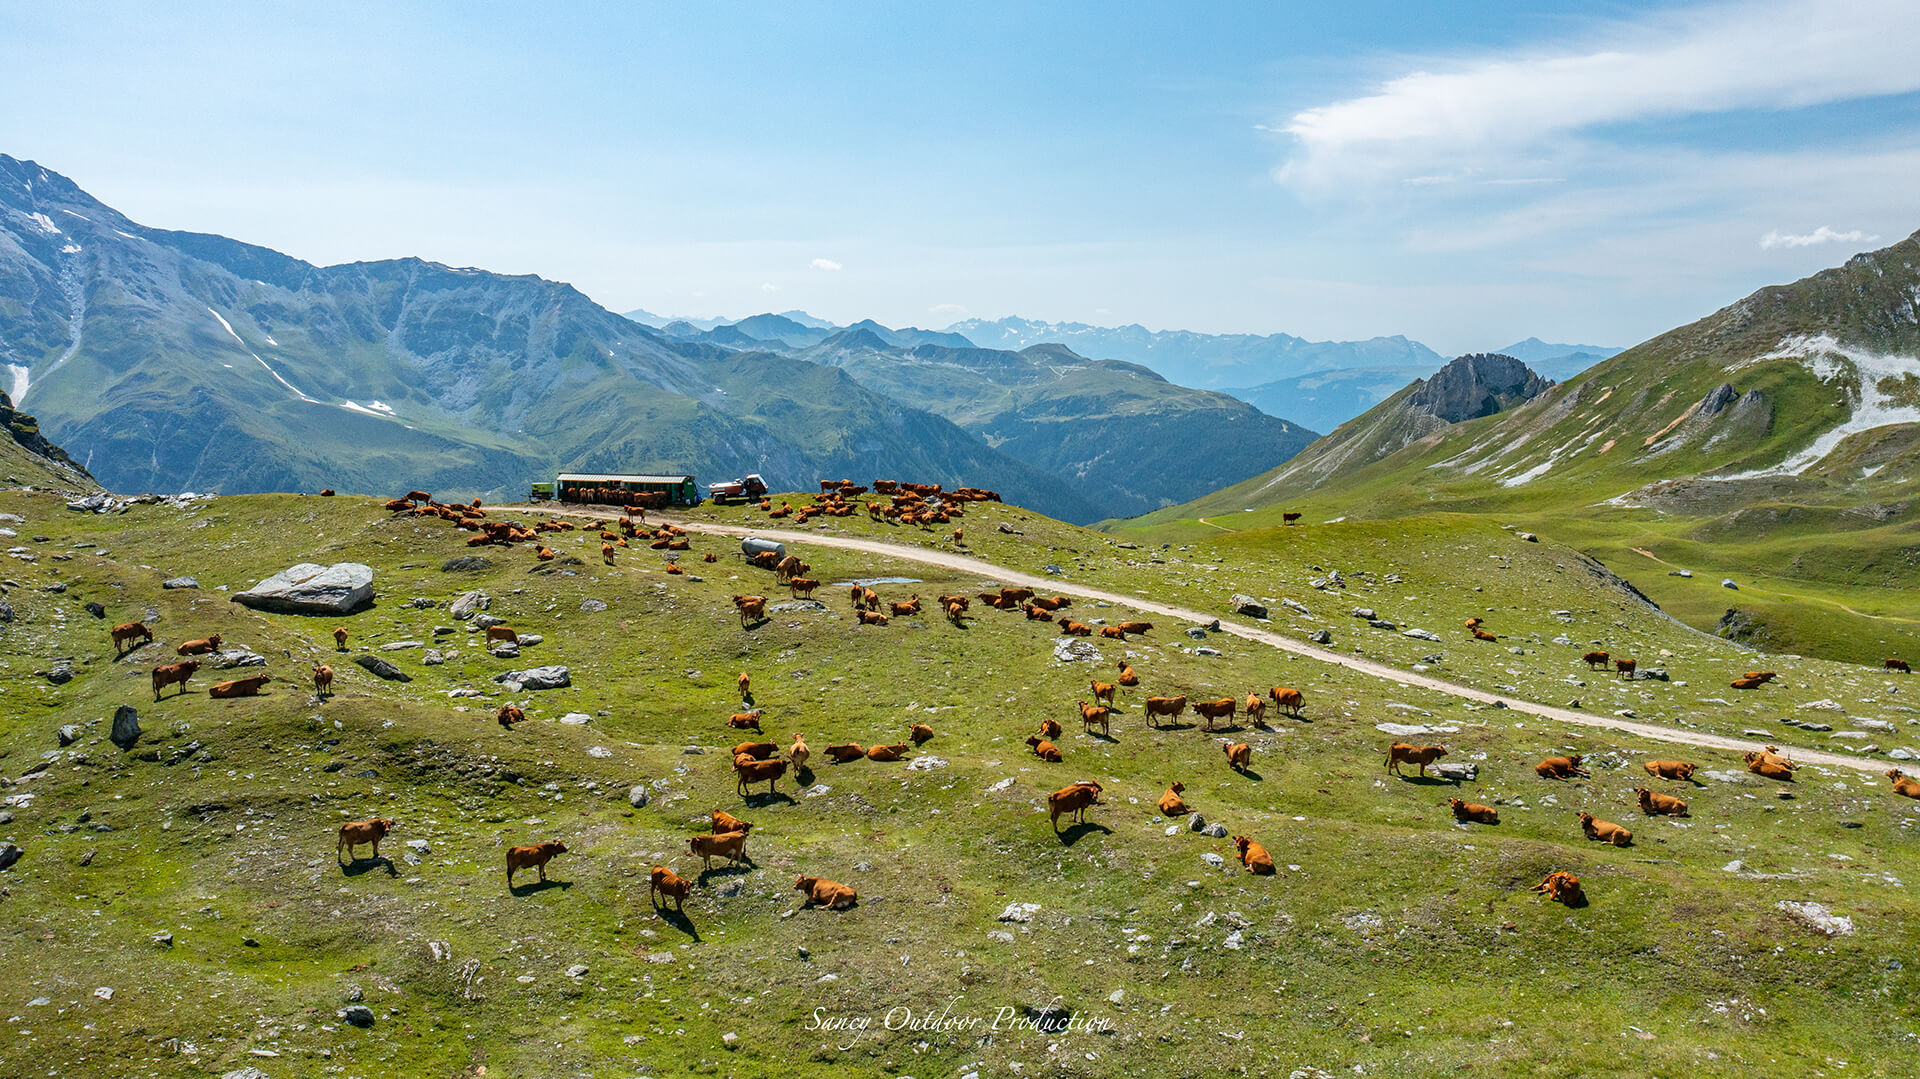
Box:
0;154;1335;523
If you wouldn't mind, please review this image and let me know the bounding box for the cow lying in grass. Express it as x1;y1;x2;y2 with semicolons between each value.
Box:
796;875;858;910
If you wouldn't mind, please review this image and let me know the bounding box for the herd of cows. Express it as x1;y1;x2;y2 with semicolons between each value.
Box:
97;482;1920;920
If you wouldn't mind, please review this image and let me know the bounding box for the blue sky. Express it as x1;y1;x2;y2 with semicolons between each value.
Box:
2;0;1917;354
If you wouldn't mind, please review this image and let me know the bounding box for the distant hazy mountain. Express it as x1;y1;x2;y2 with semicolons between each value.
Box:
794;334;1317;517
944;316;1446;390
1223;365;1439;437
0;154;1100;517
1490;337;1623;382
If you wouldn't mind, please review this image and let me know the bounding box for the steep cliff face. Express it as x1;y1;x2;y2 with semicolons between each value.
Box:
1405;353;1555;424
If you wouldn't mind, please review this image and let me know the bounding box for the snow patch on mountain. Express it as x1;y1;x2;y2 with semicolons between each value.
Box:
1721;334;1920;478
208;307;318;403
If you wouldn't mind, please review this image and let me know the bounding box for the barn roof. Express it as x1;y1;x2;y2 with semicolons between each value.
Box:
555;473;694;484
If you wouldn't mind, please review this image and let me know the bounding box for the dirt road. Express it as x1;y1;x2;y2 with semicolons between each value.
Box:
548;505;1880;774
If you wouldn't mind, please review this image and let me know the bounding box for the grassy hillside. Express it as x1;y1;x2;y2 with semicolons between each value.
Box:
6;489;1920;1077
1125;232;1920;666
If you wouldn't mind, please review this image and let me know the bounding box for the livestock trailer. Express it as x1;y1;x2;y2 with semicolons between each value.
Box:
546;472;700;507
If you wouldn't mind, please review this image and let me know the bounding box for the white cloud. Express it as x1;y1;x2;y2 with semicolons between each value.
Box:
928;302;966;315
809;257;842;271
1759;226;1880;249
1276;0;1920;190
759;281;781;292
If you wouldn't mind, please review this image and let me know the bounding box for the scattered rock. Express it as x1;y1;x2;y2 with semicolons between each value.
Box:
1308;629;1331;645
1722;578;1739;590
339;1004;376;1027
769;600;827;613
1368;619;1398;630
1350;608;1376;620
629;785;650;808
214;650;268;669
1776;901;1854;937
1402;628;1440;642
1669;569;1693;578
1201;852;1225;867
110;704;141;747
448;590;491;620
493;666;570;690
1185;627;1207;641
1231;594;1268;619
422;649;446;666
40;660;74;685
232;562;374;615
152;932;173;948
560;712;590;725
161;576;198;590
1431;762;1478;782
1193;646;1223;657
1375;722;1458;737
488;642;521;659
441;556;493;573
1517;532;1538;542
1188;812;1210;833
57;723;81;746
222;1069;271;1079
378;640;423;651
0;843;21;871
579;598;608;613
998;902;1041;923
906;755;948;770
353;655;411;682
84;601;105;618
1051;638;1100;664
566;964;589;978
1203;823;1228;838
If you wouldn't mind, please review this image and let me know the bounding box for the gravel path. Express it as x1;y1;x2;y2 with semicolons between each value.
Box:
547;506;1883;774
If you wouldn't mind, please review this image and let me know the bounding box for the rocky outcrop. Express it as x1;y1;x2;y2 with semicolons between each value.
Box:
1405;354;1554;425
232;563;374;615
0;391;93;480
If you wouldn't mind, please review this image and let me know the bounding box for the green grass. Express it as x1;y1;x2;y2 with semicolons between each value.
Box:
4;491;1920;1077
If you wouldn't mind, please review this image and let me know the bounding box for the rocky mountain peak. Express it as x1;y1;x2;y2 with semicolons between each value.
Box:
1406;353;1554;424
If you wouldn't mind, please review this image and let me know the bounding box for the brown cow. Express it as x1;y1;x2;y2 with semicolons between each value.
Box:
1243;692;1267;726
861;587;881;611
1224;742;1252;771
1531;871;1585;906
789;733;810;769
1026;735;1063;762
337;818;394;863
650;865;692;911
1464;617;1483;629
824;743;865;763
1535;755;1590;779
404;490;432;503
209;674;270;698
1144;695;1188;728
1099;626;1126;640
1157;782;1189;816
1887;659;1912;674
1078;701;1110;736
1047;781;1102;831
1614;657;1637;678
1116;661;1139;687
111;621;153;655
733;595;768;627
1448;798;1498;824
177;634;223;656
1472;628;1498;642
888;595;922;617
732;741;777;760
866;743;908;762
506;841;568;885
1024;604;1055;622
737;671;751;700
857;610;890;626
601;542;615;564
788;576;819;598
1282;511;1302;525
1386;742;1447;776
1090;679;1117;706
1268;686;1305;718
497;704;525;729
1578;812;1632;847
1642;760;1695;781
945;600;968;626
1059;620;1093;637
909;723;935;745
734;757;788;797
796;875;858;910
313;664;334;696
1730;675;1770;690
1193;697;1236;731
152;660;200;700
334;626;349;651
1742;671;1780;683
727;711;764;732
1743;750;1796;780
1233;835;1275;875
712;809;754;835
1887;769;1920;799
485;625;519;646
1115;621;1153;636
1582;651;1610;669
689;832;749;870
1038;717;1062;740
1635;787;1689;817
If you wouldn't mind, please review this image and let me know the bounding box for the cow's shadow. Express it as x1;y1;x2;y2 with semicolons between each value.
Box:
743;791;795;809
1394;774;1458;786
1147;720;1195;733
509;877;572;898
742;617;771;631
794;765;816;787
339;855;396;877
1055;821;1112;847
696;860;754;884
653;904;702;940
1230;767;1265;782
